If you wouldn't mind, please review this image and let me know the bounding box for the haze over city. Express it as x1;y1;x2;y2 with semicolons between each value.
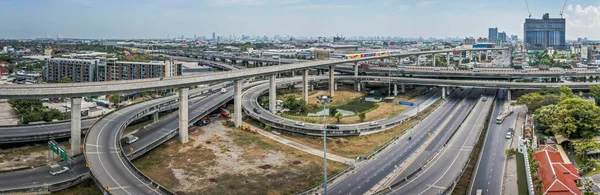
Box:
2;0;600;39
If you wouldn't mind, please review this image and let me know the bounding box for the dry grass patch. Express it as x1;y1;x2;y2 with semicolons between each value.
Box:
136;118;347;194
279;100;442;158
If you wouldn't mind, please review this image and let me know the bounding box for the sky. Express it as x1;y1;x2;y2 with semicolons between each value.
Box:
1;0;600;40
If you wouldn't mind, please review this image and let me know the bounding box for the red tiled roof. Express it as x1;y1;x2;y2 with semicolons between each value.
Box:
533;148;581;195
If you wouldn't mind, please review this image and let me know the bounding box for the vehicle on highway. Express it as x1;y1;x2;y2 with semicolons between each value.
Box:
220;88;227;93
295;121;305;126
189;128;196;133
476;189;483;195
123;135;139;144
369;121;379;126
473;68;480;72
253;107;261;114
49;164;69;176
509;127;514;133
433;67;441;71
326;125;339;129
505;131;512;139
272;55;280;59
482;97;487;102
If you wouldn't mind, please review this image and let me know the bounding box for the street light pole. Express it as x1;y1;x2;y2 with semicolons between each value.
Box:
318;95;332;195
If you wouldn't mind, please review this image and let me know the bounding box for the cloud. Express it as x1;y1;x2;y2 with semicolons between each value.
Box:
289;4;355;10
398;5;410;10
210;0;268;6
279;0;309;5
567;5;573;12
416;1;432;7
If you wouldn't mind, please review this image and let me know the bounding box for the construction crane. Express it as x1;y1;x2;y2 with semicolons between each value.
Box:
560;0;568;18
525;0;532;18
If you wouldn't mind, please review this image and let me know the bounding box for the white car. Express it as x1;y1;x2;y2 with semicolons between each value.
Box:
369;121;379;126
295;121;305;126
49;165;69;176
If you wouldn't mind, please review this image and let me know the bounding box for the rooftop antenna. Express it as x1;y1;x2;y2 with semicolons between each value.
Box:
525;0;532;18
560;0;568;18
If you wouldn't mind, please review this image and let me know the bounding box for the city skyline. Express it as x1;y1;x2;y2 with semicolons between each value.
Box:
1;0;600;39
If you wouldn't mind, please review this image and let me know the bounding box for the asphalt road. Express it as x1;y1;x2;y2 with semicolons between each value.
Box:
0;155;87;192
470;90;522;195
327;88;476;195
0;119;94;143
388;90;495;195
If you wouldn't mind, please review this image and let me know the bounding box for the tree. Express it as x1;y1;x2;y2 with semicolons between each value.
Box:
358;112;366;122
109;94;124;107
517;93;544;113
590;85;600;106
329;106;338;117
560;85;575;100
534;105;559;134
554;98;600;139
573;139;600;159
335;112;343;123
505;148;517;158
61;77;72;83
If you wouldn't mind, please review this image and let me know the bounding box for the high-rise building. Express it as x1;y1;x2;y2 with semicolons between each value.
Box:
511;35;518;41
488;27;498;44
463;37;476;45
45;58;182;83
524;13;566;50
498;32;507;43
212;32;216;40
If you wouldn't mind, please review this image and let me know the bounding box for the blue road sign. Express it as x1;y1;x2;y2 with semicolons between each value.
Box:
399;101;414;106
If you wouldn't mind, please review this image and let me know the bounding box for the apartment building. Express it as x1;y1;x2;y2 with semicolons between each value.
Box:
45;58;182;82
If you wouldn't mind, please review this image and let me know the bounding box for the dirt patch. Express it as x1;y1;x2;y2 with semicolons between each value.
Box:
0;143;68;170
135;117;347;194
279;99;442;158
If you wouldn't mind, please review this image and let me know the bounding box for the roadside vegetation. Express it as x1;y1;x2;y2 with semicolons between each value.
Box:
516;85;600;194
8;99;67;124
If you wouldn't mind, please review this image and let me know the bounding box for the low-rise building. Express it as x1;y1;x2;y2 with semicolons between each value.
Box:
533;145;581;195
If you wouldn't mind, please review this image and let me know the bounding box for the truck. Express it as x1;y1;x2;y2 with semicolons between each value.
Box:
220;108;231;118
496;105;513;124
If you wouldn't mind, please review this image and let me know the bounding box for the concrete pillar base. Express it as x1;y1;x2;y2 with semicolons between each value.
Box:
442;87;446;99
269;74;277;114
329;65;335;97
303;70;309;104
153;112;159;124
70;97;82;156
178;88;189;143
394;83;398;96
234;80;243;127
401;83;406;94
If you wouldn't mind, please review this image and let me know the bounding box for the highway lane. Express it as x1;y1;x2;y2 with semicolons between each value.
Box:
386;89;485;186
327;89;473;195
470;90;521;195
0;155;88;193
388;90;495;195
0;119;93;142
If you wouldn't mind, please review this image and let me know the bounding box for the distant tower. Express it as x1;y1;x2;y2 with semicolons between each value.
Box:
194;34;197;40
212;32;216;40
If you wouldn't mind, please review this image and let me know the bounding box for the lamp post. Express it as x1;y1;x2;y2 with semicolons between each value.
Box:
317;95;332;195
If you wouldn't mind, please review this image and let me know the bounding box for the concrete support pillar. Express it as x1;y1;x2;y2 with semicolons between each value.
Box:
178;87;189;143
416;55;420;66
354;62;359;77
478;51;482;62
393;83;398;96
442;87;446;99
310;82;314;91
302;70;309;104
432;54;436;67
401;83;406;94
469;51;473;61
356;81;361;91
447;52;450;66
329;65;335;97
291;71;295;77
70;97;82;156
486;51;489;60
234;80;243;127
269;74;277;114
153;112;159;124
507;89;511;101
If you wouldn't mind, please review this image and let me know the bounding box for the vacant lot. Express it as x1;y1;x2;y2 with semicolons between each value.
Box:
135;118;347;194
0;142;71;170
278;100;441;158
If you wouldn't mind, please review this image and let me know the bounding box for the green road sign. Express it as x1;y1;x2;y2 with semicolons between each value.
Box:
48;140;69;161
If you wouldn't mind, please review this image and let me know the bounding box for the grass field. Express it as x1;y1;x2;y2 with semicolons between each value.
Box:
54;180;102;195
278;100;441;158
516;153;529;195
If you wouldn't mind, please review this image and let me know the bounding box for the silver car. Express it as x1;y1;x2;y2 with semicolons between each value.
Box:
295;121;305;126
